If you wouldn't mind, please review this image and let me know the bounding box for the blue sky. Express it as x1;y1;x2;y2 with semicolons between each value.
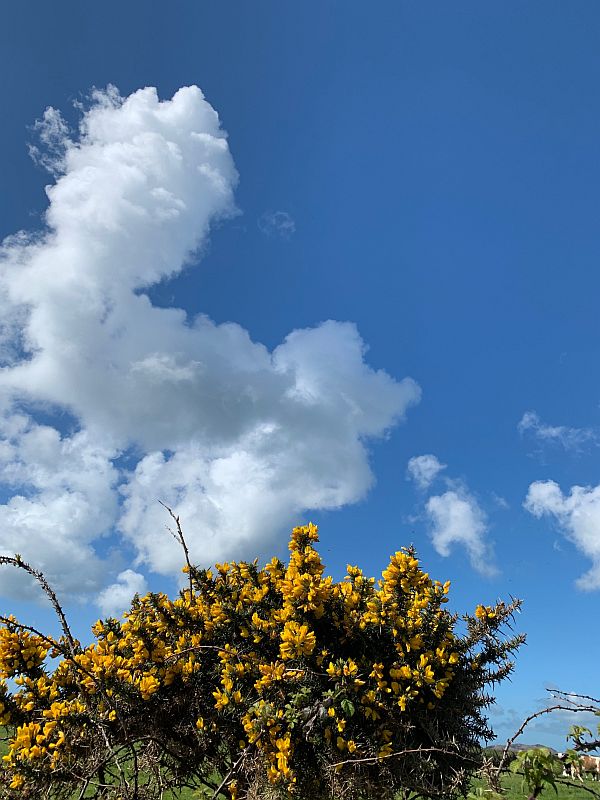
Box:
1;2;599;750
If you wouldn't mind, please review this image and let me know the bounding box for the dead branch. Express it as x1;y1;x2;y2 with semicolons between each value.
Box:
328;745;480;770
159;502;194;598
495;702;600;778
0;554;78;657
211;748;249;799
546;689;600;706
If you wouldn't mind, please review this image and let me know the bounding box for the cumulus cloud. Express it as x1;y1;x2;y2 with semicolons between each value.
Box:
407;457;495;575
257;210;296;239
0;413;119;598
96;569;149;618
425;488;496;576
0;85;420;603
120;321;420;575
406;454;446;490
518;411;597;452
524;480;600;590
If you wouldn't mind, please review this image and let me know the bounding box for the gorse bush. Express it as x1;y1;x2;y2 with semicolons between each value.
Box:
0;522;524;800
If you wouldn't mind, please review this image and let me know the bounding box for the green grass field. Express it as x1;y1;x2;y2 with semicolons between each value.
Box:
472;770;598;800
2;729;599;800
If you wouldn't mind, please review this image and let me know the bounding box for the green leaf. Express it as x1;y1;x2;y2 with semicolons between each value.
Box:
340;699;355;717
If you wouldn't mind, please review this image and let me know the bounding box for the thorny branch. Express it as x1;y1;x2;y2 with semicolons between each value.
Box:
547;689;600;706
211;748;249;799
329;745;481;770
160;501;194;598
496;703;599;777
0;554;78;657
553;779;600;798
488;688;600;795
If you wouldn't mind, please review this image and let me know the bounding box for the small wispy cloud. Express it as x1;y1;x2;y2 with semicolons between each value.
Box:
491;492;510;510
518;410;597;452
406;455;496;575
28;106;71;175
406;454;446;490
426;485;497;576
257;210;296;239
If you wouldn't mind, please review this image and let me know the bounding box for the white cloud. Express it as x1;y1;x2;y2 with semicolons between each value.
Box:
96;569;148;618
425;488;496;576
491;492;510;510
406;454;446;490
119;320;420;576
0;85;420;601
0;414;119;598
257;210;296;239
524;480;600;590
518;411;596;452
28;106;71;175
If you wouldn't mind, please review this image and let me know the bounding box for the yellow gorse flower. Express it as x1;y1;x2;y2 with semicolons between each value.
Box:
475;604;497;621
279;621;316;660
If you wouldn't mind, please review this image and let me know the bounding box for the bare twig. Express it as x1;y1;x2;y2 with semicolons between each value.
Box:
0;554;78;657
159;502;194;599
212;748;248;799
555;778;600;798
329;745;480;770
485;688;600;797
495;703;600;778
546;689;600;706
76;775;92;800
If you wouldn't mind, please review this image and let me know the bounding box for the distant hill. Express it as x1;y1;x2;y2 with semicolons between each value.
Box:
485;743;558;755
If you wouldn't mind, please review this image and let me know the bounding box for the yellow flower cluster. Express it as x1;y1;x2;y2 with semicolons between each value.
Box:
0;523;503;798
0;619;49;678
0;679;13;728
279;621;316;660
475;604;497;621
